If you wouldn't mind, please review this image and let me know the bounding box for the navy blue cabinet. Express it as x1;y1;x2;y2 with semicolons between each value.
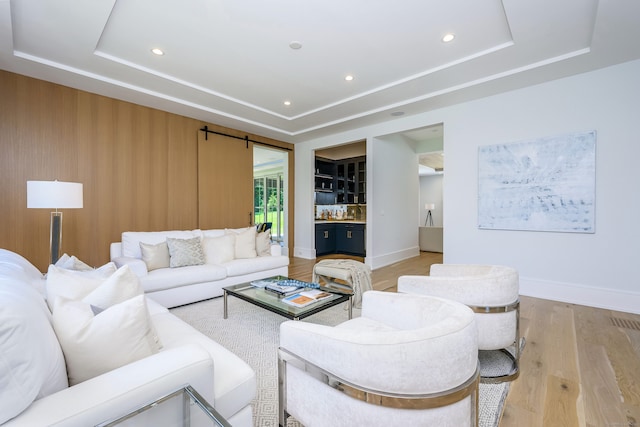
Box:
335;223;365;256
335;156;365;204
316;156;365;205
315;223;336;256
314;158;336;205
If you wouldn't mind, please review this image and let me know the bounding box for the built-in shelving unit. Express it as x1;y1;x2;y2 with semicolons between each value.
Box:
315;156;365;205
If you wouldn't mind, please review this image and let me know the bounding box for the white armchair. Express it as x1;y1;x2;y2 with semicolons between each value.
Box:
398;264;521;383
278;291;479;427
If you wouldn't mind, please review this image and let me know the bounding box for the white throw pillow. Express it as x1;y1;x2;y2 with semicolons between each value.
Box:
54;253;70;267
166;237;206;268
81;265;143;310
139;241;170;271
46;263;131;312
0;282;68;424
91;262;118;276
255;230;272;257
227;227;257;259
59;255;93;271
202;234;236;264
46;265;110;311
51;295;162;386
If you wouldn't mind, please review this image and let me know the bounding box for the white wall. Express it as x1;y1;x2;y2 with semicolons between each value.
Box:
442;59;640;313
369;134;420;268
295;59;640;313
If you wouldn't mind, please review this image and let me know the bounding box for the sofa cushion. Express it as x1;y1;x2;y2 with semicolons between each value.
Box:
140;241;170;271
52;294;162;386
0;280;68;424
202;234;235;264
140;264;228;293
122;230;197;259
224;255;290;277
167;237;206;268
227;227;257;259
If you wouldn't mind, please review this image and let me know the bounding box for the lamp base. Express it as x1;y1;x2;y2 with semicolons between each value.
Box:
425;210;433;227
50;211;62;265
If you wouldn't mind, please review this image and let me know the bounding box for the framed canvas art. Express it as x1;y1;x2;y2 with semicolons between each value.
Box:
478;130;596;233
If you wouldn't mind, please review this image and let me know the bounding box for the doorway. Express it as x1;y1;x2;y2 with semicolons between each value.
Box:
254;146;288;243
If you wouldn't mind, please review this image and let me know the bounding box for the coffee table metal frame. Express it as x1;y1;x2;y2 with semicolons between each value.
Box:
96;385;230;427
223;278;352;321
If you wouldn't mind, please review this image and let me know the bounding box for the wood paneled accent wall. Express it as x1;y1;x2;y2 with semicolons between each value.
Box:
0;70;294;271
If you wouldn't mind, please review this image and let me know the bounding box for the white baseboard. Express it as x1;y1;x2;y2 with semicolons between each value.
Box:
520;276;640;315
292;246;316;259
370;246;420;270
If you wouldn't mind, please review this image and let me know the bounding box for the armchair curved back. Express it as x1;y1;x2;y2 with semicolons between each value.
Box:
398;264;521;383
278;291;480;427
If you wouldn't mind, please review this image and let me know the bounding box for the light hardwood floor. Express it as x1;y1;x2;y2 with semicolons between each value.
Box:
288;252;640;427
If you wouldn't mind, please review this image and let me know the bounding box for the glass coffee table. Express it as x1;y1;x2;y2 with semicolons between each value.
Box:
223;276;353;321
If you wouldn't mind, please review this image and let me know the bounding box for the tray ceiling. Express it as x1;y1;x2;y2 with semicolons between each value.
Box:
1;0;639;143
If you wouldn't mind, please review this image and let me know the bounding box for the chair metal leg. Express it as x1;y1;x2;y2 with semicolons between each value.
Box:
278;353;288;427
470;300;522;383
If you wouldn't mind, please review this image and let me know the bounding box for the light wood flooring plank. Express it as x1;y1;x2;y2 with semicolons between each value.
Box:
543;375;581;427
579;341;627;426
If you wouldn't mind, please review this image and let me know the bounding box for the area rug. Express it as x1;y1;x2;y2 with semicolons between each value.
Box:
171;296;510;427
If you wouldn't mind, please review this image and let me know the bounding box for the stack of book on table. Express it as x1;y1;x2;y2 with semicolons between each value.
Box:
251;278;321;297
263;281;302;296
282;289;333;308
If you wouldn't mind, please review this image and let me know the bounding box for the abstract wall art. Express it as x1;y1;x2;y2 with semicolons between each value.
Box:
478;130;596;233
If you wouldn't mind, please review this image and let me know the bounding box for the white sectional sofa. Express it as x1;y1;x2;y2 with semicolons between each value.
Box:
0;248;256;426
110;227;289;308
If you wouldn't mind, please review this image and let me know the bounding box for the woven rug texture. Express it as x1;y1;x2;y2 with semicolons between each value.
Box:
171;296;509;427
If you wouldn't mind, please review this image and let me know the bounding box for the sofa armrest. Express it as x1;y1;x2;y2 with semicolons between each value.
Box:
111;256;148;277
4;345;214;427
269;243;282;256
109;242;122;260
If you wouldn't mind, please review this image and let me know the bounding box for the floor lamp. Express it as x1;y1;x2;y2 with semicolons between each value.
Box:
27;180;83;265
424;203;435;227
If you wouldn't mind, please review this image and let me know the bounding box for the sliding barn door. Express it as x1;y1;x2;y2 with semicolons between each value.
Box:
198;131;253;229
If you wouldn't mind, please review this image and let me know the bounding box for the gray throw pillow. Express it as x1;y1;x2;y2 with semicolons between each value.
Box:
166;237;205;268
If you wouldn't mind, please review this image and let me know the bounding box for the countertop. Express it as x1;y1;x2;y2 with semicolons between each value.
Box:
315;220;366;224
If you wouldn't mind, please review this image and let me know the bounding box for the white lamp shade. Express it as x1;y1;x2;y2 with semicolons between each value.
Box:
27;181;83;209
425;203;435;210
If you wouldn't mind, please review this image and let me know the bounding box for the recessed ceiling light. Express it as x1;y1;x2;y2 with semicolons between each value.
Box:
151;48;164;56
442;33;455;43
345;75;354;81
284;101;291;106
289;41;302;50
